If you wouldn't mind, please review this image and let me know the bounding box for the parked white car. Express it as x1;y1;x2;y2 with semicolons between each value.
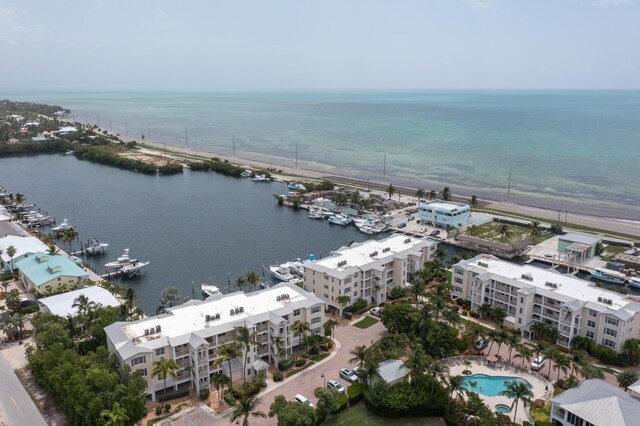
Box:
294;394;314;408
370;307;381;317
327;379;345;393
531;356;545;371
339;368;359;383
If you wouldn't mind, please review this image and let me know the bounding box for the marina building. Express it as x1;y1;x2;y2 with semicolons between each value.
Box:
303;234;437;311
418;200;471;228
15;252;89;295
550;379;640;426
0;235;49;271
104;282;325;401
452;254;640;352
558;232;602;262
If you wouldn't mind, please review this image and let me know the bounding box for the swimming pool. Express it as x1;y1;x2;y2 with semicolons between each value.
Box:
461;374;531;397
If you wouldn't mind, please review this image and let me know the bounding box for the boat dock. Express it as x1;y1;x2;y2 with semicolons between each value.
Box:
100;268;143;279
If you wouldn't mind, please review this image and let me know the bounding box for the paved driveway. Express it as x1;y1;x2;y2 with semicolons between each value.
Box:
213;316;388;425
0;353;48;426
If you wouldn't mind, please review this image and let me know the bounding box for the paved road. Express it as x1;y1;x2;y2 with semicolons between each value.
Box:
0;353;47;426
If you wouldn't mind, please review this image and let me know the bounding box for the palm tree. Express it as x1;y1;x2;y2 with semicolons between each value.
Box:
528;221;542;240
426;362;449;395
493;329;509;356
514;343;534;368
245;271;261;292
469;195;478;208
61;228;78;254
448;375;466;406
211;372;231;404
443;308;461;327
617;370;638;391
121;287;138;320
441;187;451;201
465;322;486;347
323;318;340;342
386;184;396;200
335;295;351;314
270;335;287;360
466;225;481;237
6;245;16;271
235;324;260;385
152;357;179;403
569;350;588;379
553;353;571;381
360;359;380;387
497;223;511;239
349;345;368;369
230;394;266;426
428;190;437;200
499;381;533;425
408;278;427;304
415;188;425;205
100;402;129;426
543;346;561;378
405;344;429;385
235;276;248;292
291;320;311;352
506;333;521;362
46;245;59;255
219;343;241;385
72;294;93;316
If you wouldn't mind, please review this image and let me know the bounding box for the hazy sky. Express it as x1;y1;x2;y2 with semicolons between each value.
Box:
1;0;639;90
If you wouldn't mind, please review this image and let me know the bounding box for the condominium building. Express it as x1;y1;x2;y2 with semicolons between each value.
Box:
418;200;471;228
452;254;640;352
303;234;437;311
105;282;325;401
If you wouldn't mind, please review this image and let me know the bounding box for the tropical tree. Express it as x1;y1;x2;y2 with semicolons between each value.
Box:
5;289;21;312
235;276;248;292
314;388;341;420
405;344;429;385
45;245;59;255
466;225;481;237
245;271;261;292
211;372;231;405
359;359;380;387
448;375;466;406
441;187;452;201
621;339;640;367
499;381;533;425
230;394;266;426
323;318;340;342
514;343;534;368
443;308;461;327
543;346;561;378
0;311;25;341
219;343;241;385
335;295;351;314
426;362;449;395
152;357;179;403
291;320;311;351
465;322;487;347
528;221;542;240
61;228;78;254
469;195;478;208
100;402;129;426
493;329;509;356
415;188;425;205
506;333;521;362
6;245;17;271
386;184;396;200
428;190;437;200
349;345;368;369
497;223;511;239
617;370;638;391
553;353;571;381
72;294;94;316
236;324;261;385
408;278;427;304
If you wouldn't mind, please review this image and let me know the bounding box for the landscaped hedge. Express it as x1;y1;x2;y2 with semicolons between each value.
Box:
273;372;284;382
18;304;39;314
223;391;236;406
345;298;368;314
295;358;306;367
199;388;209;400
388;287;406;300
469;311;480;318
278;358;294;371
365;380;448;418
347;383;364;403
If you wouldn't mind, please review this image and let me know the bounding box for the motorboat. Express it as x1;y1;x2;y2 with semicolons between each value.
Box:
64;150;74;156
251;174;270;182
272;266;295;282
83;238;109;255
105;249;137;269
202;283;222;298
590;268;627;285
288;182;299;190
357;225;376;235
240;170;252;178
119;260;150;274
0;186;9;197
328;214;352;226
308;209;323;219
52;218;74;232
628;277;640;289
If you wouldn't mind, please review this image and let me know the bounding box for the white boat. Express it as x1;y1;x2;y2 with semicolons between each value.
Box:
119;260;150;274
272;266;295;282
308;209;323;219
202;284;222;298
64;150;74;156
628;277;640;289
590;268;627;285
358;225;376;235
240;170;252;178
251;175;270;182
52;218;74;232
105;249;137;269
328;214;352;226
83;238;109;255
0;187;10;197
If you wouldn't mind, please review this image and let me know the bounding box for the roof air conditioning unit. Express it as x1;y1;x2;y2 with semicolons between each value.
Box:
206;315;211;322
478;261;488;268
239;307;244;312
230;309;235;315
156;325;161;332
215;313;220;319
404;238;411;243
144;329;150;336
235;307;240;314
383;247;391;253
277;296;281;301
148;328;154;335
598;297;603;302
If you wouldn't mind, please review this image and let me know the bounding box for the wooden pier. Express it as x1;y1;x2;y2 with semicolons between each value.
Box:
100;268;142;279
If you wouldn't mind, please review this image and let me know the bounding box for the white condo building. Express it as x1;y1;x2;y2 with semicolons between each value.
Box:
418;200;471;228
452;255;640;352
303;234;438;311
105;282;325;401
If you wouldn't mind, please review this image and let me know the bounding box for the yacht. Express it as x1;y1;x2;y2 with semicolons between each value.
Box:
272;266;295;282
52;218;74;232
590;268;627;285
83;238;109;255
0;186;9;197
251;175;270;182
288;182;299;190
119;260;150;274
105;249;137;269
357;225;376;235
240;170;252;178
202;283;222;298
308;209;323;219
64;150;74;156
328;214;352;226
628;277;640;289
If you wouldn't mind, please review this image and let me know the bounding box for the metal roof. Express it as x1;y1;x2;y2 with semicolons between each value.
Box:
38;285;120;317
376;359;409;384
15;252;89;286
560;232;601;246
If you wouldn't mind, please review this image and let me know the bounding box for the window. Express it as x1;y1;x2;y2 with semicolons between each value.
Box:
604;327;617;337
453;286;463;293
455;268;463;275
454;277;463;284
605;317;619;327
589;309;597;317
586;331;595;339
587;320;596;328
602;338;616;349
520;297;524;304
140;368;147;377
311;317;321;324
344;287;351;294
344;277;352;284
324;284;329;289
293;309;301;316
311;306;321;314
131;356;146;367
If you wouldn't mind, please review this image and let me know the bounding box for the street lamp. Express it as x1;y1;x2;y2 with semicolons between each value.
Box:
321;373;325;387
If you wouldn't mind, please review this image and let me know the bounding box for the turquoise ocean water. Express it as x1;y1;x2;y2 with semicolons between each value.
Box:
2;90;639;219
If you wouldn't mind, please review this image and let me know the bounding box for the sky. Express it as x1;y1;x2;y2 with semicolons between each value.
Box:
0;0;639;90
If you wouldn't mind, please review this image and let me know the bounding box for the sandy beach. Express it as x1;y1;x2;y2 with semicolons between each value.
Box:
66;120;640;239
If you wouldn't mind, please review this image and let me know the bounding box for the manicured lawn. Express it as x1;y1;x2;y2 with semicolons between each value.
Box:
313;353;330;362
601;244;627;261
472;221;553;245
353;316;379;329
325;403;445;426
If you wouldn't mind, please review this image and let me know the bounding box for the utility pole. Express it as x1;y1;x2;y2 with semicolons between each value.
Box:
233;137;236;157
185;128;189;148
507;167;512;199
96;115;100;127
109;118;112;131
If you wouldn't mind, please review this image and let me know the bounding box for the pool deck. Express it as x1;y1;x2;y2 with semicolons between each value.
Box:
448;361;549;424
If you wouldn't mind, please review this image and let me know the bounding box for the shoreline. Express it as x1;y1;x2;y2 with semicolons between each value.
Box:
57;118;640;239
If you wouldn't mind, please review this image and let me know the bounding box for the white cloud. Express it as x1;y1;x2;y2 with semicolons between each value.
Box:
0;8;50;46
465;0;497;10
0;7;17;16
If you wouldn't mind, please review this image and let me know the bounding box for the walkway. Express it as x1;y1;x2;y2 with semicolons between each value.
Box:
0;353;47;426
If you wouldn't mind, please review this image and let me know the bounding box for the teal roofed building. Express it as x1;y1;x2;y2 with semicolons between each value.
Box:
15;252;89;295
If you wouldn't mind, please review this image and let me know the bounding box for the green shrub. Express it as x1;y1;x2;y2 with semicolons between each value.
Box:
273;372;284;382
388;287;406;300
461;310;468;316
347;383;364;403
469;311;480;318
351;298;368;314
199;388;209;400
18;304;40;314
592;344;618;365
164;403;171;412
343;311;353;320
320;343;329;351
155;406;162;416
278;358;294;371
295;358;306;367
337;393;349;411
223;391;236;406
